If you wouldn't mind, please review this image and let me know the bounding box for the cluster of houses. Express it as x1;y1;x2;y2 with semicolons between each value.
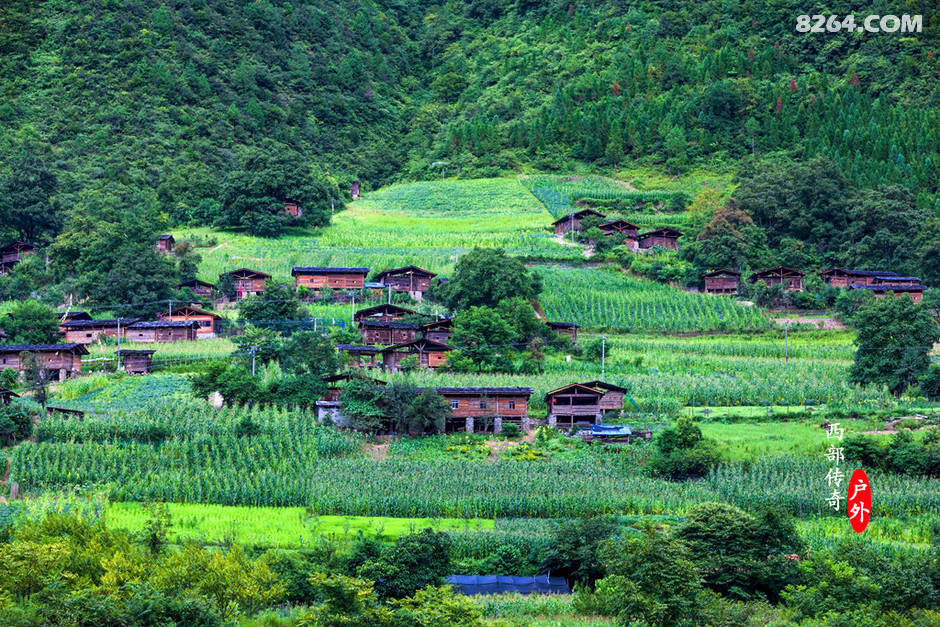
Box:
702;266;926;303
552;209;683;252
318;373;638;435
334;303;579;374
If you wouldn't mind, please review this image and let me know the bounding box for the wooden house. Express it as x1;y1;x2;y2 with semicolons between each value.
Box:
849;285;925;304
291;267;370;291
545;383;604;428
872;275;921;287
55;311;92;333
0;388;18;405
374;266;437;300
702;269;741;295
317;373;386;427
435;387;534;433
336;344;381;368
421;318;453;344
176;279;217;299
579;381;628;413
749;266;804;291
156;234;175;253
353;304;415;323
164;306;223;337
598;219;639;238
222;268;270;299
553;209;607;236
124;320;199;343
0;343;89;379
350;180;361;199
637;227;682;251
284;198;302;217
546;321;580;345
381;339;451;373
359;320;419;346
0;241;37;273
61;318;140;344
117;349;155;374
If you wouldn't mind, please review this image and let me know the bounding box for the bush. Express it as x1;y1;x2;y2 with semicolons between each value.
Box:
500;423;521;439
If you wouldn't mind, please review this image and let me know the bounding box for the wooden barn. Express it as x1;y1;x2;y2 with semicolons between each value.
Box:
0;388;18;405
381;339;451;373
0;343;89;379
353;304;415;323
435;387;534;433
291;267;370;291
117;349;155;374
637;228;682;251
164;306;223;337
546;321;580;345
350;180;362;199
599;219;639;238
849;285;925;304
155;234;175;253
176;279;217;299
284;198;302;217
749;266;805;291
579;380;628;413
61;318;140;344
359;320;419;346
421;318;453;344
222;268;270;299
374;266;437;300
0;241;37;273
702;269;741;295
545;383;604;429
553;209;607;236
336;344;381;368
317;373;386;427
124;320;199;343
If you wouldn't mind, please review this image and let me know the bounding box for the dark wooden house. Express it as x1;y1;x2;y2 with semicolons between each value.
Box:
164;306;223;336
546;321;580;345
435;387;534;433
353;304;415;323
579;381;628;413
637;227;682;251
749;266;804;291
359;320;419;346
350;180;362;199
117;349;155;374
156;234;175;253
176;279;217;299
291;267;370;291
0;388;18;405
284;198;302;217
598;219;639;238
545;383;604;428
374;266;437;300
381;339;451;373
553;209;607;236
0;343;89;379
0;241;37;273
124;320;199;343
336;344;381;368
849;285;925;304
55;311;92;333
421;318;453;344
872;275;921;287
702;269;741;295
222;268;271;299
61;318;140;344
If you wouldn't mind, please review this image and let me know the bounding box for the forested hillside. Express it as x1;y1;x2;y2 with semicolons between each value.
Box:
0;0;938;238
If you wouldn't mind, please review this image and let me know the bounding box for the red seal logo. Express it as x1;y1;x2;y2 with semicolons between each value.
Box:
846;469;870;533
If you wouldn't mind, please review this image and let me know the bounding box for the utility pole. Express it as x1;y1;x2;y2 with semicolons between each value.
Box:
331;199;335;223
116;320;121;371
785;323;789;364
388;285;392;305
168;299;172;319
601;335;606;380
351;291;355;322
249;345;258;376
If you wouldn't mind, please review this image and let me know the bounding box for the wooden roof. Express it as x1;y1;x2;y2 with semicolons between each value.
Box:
177;278;217;289
0;343;90;355
223;268;271;279
336;343;381;353
701;269;741;278
354;304;416;319
0;388;19;398
580;380;628;392
116;349;156;355
380;339;453;353
55;311;93;321
158;234;174;241
358;320;420;329
849;285;925;292
638;227;683;239
421;317;453;330
323;373;386;385
545;383;604;399
434;387;534;396
168;306;222;319
61;318;140;328
546;321;581;329
821;268;897;277
291;266;370;276
127;320;200;329
552;209;606;225
749;265;805;280
599;219;639;231
374;265;437;280
0;241;38;253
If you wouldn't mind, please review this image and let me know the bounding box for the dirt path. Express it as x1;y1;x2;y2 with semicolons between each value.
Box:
773;317;846;330
552;235;594;258
205;241;228;254
364;442;389;460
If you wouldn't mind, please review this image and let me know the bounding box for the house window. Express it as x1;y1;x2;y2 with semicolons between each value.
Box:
450;400;459;409
86;333;92;338
479;400;487;409
507;401;515;410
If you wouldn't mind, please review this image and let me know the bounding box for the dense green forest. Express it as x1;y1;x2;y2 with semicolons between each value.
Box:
1;0;938;231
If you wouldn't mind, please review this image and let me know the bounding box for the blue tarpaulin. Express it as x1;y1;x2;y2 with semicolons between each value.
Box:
447;575;570;595
589;424;632;436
